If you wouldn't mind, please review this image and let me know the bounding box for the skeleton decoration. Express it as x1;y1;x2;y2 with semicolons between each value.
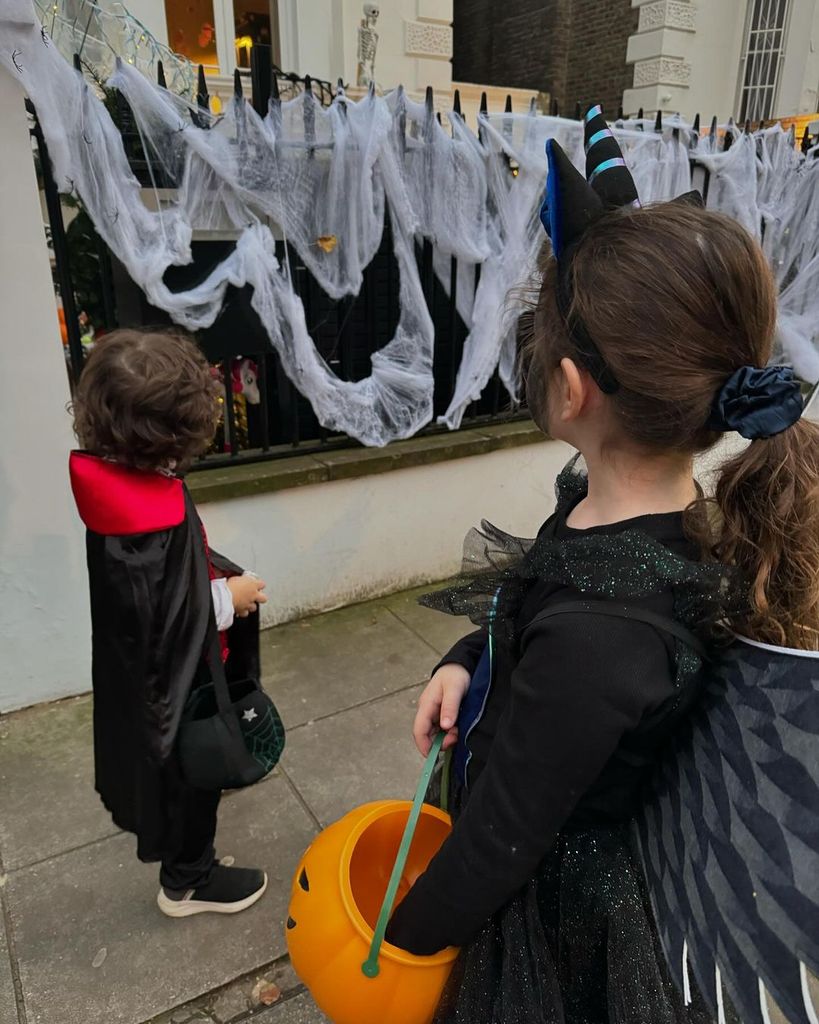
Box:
356;3;379;89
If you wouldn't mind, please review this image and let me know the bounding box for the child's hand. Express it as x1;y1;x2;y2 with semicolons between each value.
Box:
413;664;470;757
227;575;268;618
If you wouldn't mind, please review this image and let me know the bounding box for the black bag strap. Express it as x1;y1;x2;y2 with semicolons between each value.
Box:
204;611;235;716
522;599;709;661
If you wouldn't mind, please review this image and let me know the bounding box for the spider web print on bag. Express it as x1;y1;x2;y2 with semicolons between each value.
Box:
241;701;285;774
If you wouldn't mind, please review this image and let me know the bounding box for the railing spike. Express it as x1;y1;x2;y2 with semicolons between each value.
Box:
504;94;512;114
196;64;209;110
233;68;243;98
156;59;166;89
453;88;461;116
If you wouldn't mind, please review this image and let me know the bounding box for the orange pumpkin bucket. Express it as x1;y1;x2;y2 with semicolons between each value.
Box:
287;733;459;1024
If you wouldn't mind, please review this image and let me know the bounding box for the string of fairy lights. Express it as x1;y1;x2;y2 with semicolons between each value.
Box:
34;0;194;94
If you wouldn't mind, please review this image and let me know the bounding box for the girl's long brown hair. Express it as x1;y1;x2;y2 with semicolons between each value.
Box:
523;202;819;649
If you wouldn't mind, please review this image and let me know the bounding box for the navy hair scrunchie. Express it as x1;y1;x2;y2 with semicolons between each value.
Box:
708;366;803;440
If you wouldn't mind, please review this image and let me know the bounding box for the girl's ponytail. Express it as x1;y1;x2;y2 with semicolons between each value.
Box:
713;417;819;649
524;202;818;648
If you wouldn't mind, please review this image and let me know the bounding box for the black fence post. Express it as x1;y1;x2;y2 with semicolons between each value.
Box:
250;43;272;117
196;64;209;110
28;100;85;382
420;86;435;310
304;75;315;158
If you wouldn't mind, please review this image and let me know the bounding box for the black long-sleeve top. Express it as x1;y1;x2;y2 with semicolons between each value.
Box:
386;507;701;955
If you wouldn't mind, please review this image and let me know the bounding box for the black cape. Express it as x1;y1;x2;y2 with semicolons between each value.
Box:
70;451;260;861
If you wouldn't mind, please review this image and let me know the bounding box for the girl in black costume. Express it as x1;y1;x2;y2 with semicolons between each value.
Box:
385;107;814;1023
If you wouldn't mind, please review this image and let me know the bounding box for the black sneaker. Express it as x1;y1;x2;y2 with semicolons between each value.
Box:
157;864;267;918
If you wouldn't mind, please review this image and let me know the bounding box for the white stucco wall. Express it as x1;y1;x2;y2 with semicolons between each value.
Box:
777;0;819;116
0;72;92;713
198;440;574;629
624;0;819;122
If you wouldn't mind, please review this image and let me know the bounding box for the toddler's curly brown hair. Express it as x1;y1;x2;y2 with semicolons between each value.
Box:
72;328;219;472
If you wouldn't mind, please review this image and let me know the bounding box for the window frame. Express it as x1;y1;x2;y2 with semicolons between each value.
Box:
735;0;793;122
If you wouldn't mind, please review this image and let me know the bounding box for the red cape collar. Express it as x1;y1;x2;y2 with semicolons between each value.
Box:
69;451;185;536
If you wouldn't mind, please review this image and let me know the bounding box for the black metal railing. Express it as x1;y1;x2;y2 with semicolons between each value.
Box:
35;54;817;470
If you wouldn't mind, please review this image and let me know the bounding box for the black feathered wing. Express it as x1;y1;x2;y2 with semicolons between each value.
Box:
635;640;819;1024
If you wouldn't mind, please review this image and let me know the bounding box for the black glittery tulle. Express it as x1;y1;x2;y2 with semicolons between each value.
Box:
419;454;745;1024
432;775;719;1024
420;454;743;660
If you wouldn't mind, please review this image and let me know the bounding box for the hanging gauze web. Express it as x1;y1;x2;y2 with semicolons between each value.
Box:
3;0;819;446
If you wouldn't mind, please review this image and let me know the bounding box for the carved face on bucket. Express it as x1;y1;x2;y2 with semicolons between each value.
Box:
363;3;379;22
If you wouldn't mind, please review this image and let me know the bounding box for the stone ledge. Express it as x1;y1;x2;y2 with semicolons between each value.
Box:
187;419;544;504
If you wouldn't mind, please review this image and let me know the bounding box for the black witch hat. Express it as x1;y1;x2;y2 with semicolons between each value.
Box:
538;104;701;392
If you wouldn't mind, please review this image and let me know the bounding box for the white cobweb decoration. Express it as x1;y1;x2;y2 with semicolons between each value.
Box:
3;0;819;450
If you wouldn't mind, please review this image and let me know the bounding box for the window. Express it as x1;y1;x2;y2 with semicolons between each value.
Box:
165;0;219;70
233;0;275;69
737;0;791;122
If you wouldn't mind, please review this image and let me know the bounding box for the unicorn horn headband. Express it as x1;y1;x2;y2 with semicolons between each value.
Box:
539;104;701;394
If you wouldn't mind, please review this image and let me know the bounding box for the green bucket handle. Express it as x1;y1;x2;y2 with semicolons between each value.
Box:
361;730;446;978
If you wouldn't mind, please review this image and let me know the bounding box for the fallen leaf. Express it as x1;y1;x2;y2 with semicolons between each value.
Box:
92;947;107;968
316;235;337;253
251;980;281;1006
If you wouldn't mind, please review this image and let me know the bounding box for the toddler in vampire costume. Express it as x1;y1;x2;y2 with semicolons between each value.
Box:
70;329;270;917
385;109;819;1023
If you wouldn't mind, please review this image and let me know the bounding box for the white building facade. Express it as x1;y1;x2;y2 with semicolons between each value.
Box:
125;0;455;98
624;0;819;122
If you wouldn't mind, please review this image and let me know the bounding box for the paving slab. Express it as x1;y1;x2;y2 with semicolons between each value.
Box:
254;992;328;1023
0;920;19;1024
0;695;118;870
382;586;474;659
5;774;316;1024
261;604;434;729
281;686;424;827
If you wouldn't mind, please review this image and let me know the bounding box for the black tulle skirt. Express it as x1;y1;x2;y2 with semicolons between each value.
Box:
429;773;716;1024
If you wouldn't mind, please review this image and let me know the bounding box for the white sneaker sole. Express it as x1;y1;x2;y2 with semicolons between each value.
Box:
157;873;268;918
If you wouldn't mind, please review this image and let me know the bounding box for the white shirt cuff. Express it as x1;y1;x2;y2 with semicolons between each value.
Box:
211;578;235;631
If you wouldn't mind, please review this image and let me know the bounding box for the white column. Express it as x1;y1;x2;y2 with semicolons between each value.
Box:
623;0;696;117
775;0;819;117
214;0;237;75
0;72;91;711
